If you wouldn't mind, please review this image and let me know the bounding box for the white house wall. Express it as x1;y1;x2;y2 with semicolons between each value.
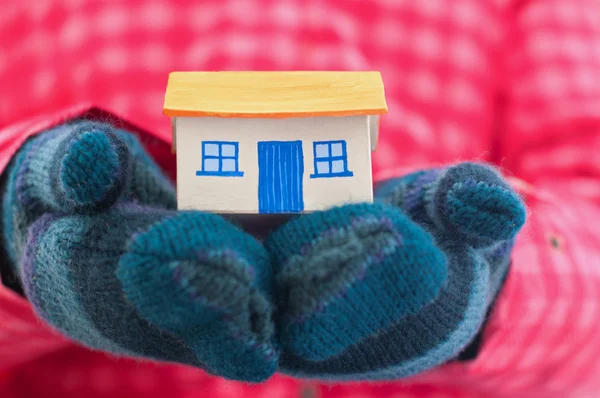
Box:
368;115;379;150
175;115;373;213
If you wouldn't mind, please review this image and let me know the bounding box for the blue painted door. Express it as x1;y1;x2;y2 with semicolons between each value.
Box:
257;141;304;213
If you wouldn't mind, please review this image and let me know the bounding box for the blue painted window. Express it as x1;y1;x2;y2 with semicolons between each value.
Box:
196;141;244;177
310;140;354;178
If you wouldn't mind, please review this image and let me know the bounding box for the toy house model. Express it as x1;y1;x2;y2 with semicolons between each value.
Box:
163;71;387;214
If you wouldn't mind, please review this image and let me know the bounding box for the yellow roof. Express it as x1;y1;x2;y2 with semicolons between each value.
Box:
163;71;387;118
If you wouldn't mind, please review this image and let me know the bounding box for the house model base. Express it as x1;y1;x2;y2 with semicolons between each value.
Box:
163;71;388;215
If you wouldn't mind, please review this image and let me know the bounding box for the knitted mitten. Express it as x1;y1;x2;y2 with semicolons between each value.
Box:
1;122;278;382
266;162;526;380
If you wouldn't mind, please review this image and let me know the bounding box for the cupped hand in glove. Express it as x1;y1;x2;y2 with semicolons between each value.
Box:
2;121;277;382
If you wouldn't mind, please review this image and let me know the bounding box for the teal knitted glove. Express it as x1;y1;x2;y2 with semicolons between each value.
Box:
266;163;526;380
1;121;278;382
1;120;526;383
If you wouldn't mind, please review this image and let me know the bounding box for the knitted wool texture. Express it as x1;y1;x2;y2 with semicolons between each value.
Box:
2;122;278;382
266;163;525;380
266;203;447;362
2;122;175;268
1;123;526;383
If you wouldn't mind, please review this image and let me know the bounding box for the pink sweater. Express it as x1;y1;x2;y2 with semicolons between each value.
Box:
0;1;599;397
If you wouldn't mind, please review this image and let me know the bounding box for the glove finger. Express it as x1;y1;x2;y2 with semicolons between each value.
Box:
376;162;526;248
13;122;132;214
265;202;447;362
12;121;176;217
21;203;277;382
